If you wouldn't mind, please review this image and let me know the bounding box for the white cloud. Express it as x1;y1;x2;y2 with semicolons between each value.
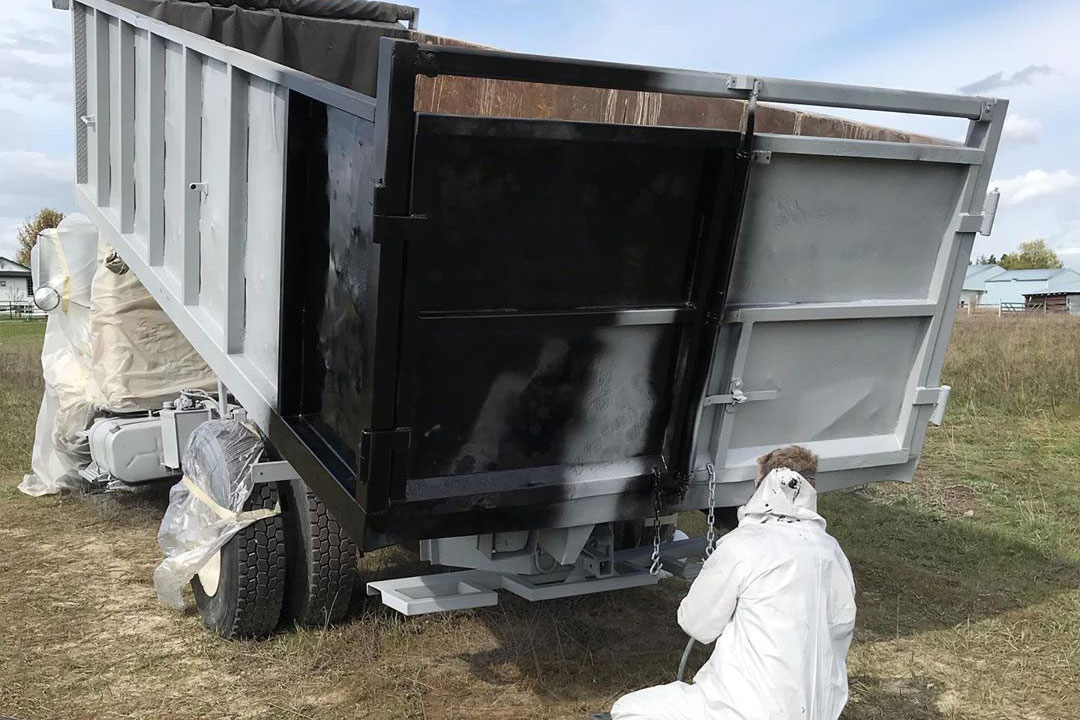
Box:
1002;112;1043;143
0;151;71;181
993;169;1078;205
0;216;21;260
0;150;74;218
958;64;1054;94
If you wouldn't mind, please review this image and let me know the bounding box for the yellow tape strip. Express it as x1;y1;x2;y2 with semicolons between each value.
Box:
181;476;280;523
49;230;71;313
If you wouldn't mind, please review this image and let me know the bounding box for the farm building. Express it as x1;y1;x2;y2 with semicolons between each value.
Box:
981;267;1080;307
0;256;33;310
1024;280;1080;314
961;263;1005;307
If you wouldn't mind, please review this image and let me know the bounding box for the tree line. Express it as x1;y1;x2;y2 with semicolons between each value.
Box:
975;239;1063;271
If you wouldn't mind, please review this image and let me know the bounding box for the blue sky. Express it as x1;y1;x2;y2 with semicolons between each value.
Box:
2;0;1078;266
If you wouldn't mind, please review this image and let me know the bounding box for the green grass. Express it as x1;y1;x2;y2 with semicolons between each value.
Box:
0;318;45;475
1;315;1079;719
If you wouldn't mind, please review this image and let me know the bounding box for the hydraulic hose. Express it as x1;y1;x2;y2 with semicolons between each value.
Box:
676;636;696;682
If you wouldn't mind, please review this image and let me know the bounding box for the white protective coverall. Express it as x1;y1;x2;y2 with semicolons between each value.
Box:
612;468;857;720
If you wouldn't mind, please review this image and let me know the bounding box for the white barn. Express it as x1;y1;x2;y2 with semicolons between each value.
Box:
0;256;33;307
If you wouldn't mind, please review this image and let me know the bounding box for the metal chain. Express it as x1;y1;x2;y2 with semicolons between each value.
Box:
704;463;718;557
649;469;663;576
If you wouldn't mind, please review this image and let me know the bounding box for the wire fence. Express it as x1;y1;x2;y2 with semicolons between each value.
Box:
0;300;44;319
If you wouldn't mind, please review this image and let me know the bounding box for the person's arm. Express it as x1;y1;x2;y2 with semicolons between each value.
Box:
828;546;858;643
677;534;746;644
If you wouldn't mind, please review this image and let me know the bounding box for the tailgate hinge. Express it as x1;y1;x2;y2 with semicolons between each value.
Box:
358;427;412;510
957;188;1000;236
914;385;952;426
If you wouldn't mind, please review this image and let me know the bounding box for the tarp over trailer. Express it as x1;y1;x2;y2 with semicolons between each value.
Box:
72;0;1006;552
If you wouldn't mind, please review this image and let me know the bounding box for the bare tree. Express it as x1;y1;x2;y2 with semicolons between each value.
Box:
4;283;22;318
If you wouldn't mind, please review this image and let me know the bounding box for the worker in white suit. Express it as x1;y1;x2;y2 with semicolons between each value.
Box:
611;446;857;720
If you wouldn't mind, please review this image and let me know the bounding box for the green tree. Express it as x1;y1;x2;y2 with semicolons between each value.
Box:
975;253;999;265
14;207;65;266
998;239;1062;271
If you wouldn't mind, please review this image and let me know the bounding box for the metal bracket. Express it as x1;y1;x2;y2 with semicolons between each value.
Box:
703;378;778;411
726;75;759;92
958;188;999;236
978;99;996;122
914;385;951;426
417;49;439;77
752;150;772;165
957;213;983;233
251;460;301;485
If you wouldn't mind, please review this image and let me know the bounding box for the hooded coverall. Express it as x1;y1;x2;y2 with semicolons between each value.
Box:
611;468;857;720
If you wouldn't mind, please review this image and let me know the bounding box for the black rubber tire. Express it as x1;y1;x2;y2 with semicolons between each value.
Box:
192;482;286;639
281;480;358;627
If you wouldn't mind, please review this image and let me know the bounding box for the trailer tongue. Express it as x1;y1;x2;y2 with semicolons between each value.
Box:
63;0;1004;631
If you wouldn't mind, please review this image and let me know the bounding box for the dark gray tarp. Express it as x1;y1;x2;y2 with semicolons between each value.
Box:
196;0;416;22
111;0;417;95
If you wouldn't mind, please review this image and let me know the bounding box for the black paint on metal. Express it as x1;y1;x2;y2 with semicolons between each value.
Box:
275;39;753;551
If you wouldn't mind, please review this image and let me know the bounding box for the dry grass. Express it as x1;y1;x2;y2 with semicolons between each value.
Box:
944;313;1080;417
0;319;45;476
1;315;1079;720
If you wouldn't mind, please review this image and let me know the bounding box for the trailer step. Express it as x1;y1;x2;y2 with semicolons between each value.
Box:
366;571;499;615
367;561;666;616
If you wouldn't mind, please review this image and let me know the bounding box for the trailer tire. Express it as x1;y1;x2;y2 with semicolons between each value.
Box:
281;480;358;627
192;482;286;639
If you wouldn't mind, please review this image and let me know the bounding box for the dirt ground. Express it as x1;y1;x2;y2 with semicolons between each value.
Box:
1;315;1079;720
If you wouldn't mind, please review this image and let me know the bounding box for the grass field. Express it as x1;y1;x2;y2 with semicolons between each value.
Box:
1;314;1079;720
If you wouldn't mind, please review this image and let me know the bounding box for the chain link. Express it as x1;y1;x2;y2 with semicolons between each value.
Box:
649;469;663;576
704;463;718;557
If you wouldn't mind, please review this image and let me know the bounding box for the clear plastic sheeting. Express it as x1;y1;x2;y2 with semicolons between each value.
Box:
19;215;100;497
153;421;274;609
89;242;216;412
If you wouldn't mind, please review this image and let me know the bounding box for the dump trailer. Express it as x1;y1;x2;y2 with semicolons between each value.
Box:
61;0;1005;634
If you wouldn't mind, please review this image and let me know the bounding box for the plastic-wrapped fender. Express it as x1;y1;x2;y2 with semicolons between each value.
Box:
153;421;275;609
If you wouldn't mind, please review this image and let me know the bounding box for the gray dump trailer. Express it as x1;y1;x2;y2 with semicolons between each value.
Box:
61;0;1005;636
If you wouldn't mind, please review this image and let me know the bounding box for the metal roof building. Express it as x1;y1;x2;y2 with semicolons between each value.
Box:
981;267;1080;307
961;264;1005;307
1023;278;1080;315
